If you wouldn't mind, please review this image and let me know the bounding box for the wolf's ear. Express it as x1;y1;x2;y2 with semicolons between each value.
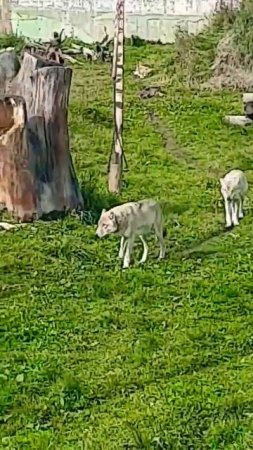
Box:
99;208;106;219
219;178;224;186
109;211;115;220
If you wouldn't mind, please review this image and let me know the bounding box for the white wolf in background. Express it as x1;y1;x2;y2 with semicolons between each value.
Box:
220;169;248;228
96;199;166;269
133;63;152;79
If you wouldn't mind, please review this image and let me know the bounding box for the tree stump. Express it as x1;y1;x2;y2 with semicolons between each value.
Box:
0;52;83;221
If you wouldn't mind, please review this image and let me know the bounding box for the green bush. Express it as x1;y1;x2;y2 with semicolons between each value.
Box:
0;34;25;53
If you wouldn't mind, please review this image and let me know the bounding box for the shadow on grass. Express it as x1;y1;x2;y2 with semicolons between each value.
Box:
81;178;120;224
81;107;113;128
163;200;191;216
81;178;191;225
169;226;232;260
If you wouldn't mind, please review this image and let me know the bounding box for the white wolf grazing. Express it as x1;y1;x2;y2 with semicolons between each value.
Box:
220;169;248;228
96;199;166;269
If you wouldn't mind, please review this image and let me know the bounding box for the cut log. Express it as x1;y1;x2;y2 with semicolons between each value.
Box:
0;222;27;231
224;115;253;126
63;54;84;65
0;52;83;221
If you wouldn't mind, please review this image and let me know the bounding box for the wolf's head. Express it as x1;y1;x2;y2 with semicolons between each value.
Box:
96;209;118;238
220;178;233;201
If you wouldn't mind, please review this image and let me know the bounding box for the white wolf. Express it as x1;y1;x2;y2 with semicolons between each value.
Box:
220;169;248;228
133;63;152;79
95;199;166;269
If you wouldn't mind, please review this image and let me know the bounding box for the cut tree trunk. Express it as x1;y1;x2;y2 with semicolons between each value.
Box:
0;52;83;221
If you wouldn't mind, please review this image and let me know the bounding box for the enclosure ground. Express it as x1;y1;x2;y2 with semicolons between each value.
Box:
1;44;253;449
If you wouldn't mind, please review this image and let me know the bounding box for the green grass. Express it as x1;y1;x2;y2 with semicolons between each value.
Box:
1;43;253;449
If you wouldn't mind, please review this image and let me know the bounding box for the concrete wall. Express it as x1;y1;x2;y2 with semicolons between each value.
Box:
9;0;233;43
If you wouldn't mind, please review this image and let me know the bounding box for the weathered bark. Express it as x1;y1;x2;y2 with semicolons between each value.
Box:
0;96;36;221
108;0;125;193
0;49;20;96
0;0;12;34
0;52;83;221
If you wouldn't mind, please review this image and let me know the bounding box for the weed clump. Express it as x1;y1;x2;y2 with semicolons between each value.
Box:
207;0;253;90
168;0;253;91
0;34;25;53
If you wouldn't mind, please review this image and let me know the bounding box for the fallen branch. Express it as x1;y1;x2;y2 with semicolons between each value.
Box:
24;42;47;50
224;115;253;126
62;48;83;55
0;222;27;231
62;54;85;65
23;33;113;64
0;46;15;53
22;41;86;65
70;43;83;50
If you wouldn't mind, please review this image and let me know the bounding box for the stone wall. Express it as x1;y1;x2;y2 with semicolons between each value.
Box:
11;0;217;14
9;0;234;43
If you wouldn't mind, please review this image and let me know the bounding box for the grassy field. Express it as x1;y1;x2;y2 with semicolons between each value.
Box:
1;42;253;449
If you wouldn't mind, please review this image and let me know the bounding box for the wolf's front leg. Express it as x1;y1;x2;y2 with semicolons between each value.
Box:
122;237;135;269
119;236;126;259
238;195;244;219
154;223;166;259
231;200;239;226
139;235;149;264
224;199;232;228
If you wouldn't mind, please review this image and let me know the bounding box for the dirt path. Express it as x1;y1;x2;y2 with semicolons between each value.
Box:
147;109;221;178
147;109;233;257
148;110;193;163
